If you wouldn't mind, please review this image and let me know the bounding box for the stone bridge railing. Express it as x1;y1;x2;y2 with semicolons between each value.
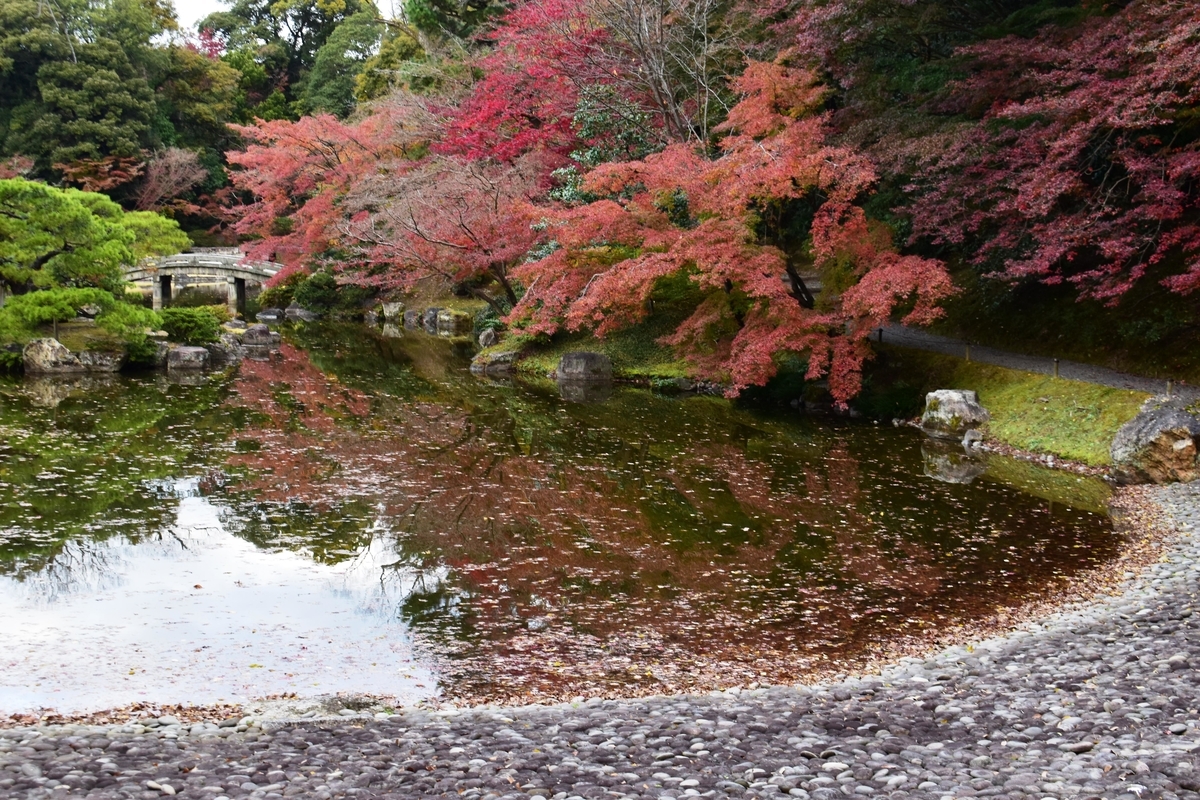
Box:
124;250;282;312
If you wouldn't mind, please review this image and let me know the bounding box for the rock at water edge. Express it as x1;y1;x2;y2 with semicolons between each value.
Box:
478;328;499;348
920;389;990;438
381;301;404;321
403;309;422;329
437;309;473;337
240;323;274;346
1111;396;1200;484
422;308;442;334
168;346;210;370
256;307;284;322
471;350;517;375
557;352;613;381
285;303;320;322
206;333;246;367
22;338;86;374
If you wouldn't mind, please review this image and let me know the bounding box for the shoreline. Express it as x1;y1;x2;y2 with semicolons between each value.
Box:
2;483;1197;799
0;482;1179;733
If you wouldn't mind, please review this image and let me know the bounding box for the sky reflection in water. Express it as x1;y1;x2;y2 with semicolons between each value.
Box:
0;326;1116;712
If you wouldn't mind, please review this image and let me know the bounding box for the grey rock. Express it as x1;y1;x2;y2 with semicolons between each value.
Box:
285;303;321;322
22;338;123;374
76;349;125;372
422;307;442;334
437;309;474;337
256;307;284;322
206;333;245;366
1111;395;1200;484
920;389;990;438
403;309;422;329
382;322;403;338
557;352;613;381
78;303;102;319
167;346;210;370
151;341;170;369
240;324;275;347
470;349;517;375
962;429;984;448
381;302;404;322
478;328;499;348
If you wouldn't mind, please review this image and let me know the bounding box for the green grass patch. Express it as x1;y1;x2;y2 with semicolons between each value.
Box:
863;347;1147;465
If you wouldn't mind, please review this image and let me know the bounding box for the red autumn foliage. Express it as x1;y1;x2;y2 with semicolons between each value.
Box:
337;154;550;309
906;0;1200;301
225;97;438;268
55;156;145;193
438;0;602;162
511;62;953;401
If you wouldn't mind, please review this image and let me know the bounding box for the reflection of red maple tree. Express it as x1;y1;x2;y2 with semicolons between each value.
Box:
224;344;1115;703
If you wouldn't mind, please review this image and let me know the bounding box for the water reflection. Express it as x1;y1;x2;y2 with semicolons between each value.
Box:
220;327;1117;703
0;326;1118;712
0;480;435;714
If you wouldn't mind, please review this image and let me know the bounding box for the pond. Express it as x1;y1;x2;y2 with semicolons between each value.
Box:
0;325;1118;715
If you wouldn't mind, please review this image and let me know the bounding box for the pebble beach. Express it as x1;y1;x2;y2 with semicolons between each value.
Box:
2;482;1198;800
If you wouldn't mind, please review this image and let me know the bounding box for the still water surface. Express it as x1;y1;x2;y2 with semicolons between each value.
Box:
0;325;1116;713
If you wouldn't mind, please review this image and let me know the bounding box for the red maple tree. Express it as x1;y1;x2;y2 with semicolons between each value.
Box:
906;0;1200;301
511;62;953;401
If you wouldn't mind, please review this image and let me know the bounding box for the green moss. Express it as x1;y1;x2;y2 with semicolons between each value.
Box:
863;347;1147;465
507;272;704;381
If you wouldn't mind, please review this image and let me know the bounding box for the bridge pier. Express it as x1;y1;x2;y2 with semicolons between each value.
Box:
226;277;246;316
152;275;172;311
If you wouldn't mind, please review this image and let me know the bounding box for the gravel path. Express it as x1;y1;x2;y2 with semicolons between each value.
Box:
880;325;1199;401
3;484;1200;800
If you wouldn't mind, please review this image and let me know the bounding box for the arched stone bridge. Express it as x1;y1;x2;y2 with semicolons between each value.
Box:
124;248;282;312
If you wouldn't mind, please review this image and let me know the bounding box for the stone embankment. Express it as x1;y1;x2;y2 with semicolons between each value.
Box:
3;485;1200;800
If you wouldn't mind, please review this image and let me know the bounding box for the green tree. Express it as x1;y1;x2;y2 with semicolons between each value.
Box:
202;0;378;118
403;0;500;40
298;10;383;117
354;28;424;101
0;178;187;294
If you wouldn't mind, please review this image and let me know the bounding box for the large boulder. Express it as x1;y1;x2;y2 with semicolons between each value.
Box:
436;309;473;337
76;349;125;372
470;349;517;375
920;389;990;439
403;309;422;329
478;328;499;348
381;301;404;322
168;345;210;371
256;307;284;322
557;351;613;381
23;339;87;375
240;323;274;346
1111;396;1200;484
206;333;246;367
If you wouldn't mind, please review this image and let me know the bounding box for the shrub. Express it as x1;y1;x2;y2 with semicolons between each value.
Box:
293;271;339;312
160;307;221;345
258;270;306;309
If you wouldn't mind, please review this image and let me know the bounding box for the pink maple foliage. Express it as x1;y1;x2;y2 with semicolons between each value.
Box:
906;0;1200;301
225;96;438;270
